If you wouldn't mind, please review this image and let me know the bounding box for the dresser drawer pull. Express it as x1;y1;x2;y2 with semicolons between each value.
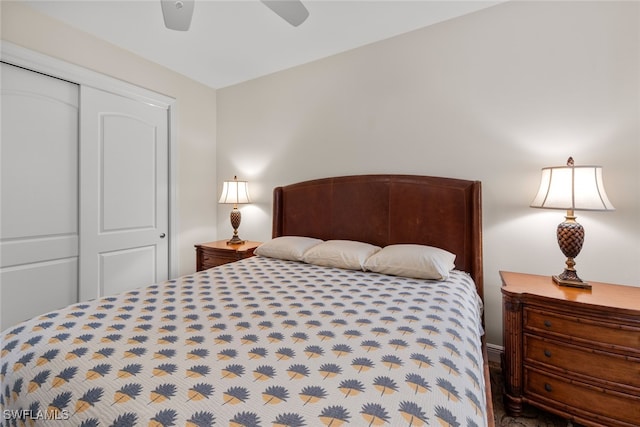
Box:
544;383;553;392
543;349;552;358
543;320;552;328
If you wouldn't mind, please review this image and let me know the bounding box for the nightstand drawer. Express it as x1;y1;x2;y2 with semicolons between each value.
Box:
525;307;640;351
200;254;225;269
526;368;640;426
202;251;238;263
525;334;640;390
201;251;249;269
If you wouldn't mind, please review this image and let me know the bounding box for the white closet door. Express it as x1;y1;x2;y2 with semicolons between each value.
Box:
79;86;169;300
0;63;79;330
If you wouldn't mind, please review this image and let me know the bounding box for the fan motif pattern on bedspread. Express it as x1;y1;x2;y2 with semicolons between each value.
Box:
0;257;486;427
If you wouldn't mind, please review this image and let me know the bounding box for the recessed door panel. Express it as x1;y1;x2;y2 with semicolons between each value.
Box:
1;99;77;238
1;235;79;267
102;114;157;232
100;246;156;296
0;258;78;329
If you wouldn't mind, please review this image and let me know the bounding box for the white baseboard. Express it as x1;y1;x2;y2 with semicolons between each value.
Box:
486;343;503;364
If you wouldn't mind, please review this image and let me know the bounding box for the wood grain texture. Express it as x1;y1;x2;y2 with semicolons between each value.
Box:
501;271;640;427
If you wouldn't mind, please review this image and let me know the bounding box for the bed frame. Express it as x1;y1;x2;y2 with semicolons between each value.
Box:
272;173;494;425
273;174;483;296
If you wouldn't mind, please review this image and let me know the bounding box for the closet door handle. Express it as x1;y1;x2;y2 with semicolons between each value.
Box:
160;233;166;239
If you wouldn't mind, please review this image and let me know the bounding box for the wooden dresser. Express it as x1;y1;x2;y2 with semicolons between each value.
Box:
500;271;640;427
195;240;261;271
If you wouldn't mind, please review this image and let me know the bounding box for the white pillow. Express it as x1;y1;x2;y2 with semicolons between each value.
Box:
302;240;381;271
255;236;323;261
364;244;456;280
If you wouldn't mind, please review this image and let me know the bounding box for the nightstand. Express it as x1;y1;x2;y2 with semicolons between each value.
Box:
195;240;261;271
500;271;640;427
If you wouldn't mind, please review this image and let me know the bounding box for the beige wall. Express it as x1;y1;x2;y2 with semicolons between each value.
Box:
217;1;640;346
1;1;218;277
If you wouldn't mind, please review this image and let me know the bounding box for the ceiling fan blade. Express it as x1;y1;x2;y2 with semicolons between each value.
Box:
261;0;309;27
161;0;195;31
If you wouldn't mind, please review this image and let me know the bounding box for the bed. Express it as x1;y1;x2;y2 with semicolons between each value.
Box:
1;174;494;427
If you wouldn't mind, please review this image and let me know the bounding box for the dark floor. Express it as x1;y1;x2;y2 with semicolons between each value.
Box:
489;362;582;427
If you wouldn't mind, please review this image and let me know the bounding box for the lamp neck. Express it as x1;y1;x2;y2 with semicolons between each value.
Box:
565;209;576;222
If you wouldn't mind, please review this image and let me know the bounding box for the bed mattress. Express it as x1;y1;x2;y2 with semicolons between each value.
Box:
1;256;487;427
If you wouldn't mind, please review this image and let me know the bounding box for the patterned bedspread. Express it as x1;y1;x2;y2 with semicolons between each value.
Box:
1;256;487;427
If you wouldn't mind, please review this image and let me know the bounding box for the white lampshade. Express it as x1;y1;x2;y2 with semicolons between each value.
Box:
530;163;614;211
219;176;251;205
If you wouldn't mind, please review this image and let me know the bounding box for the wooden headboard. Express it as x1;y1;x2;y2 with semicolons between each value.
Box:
272;174;483;299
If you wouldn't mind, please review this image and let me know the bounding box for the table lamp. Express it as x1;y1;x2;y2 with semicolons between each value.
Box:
530;157;615;289
219;176;251;245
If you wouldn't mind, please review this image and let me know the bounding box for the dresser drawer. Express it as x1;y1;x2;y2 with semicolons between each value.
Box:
525;307;640;352
525;368;640;426
525;334;640;390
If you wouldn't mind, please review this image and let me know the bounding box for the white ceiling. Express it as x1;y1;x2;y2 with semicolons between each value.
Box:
24;0;503;89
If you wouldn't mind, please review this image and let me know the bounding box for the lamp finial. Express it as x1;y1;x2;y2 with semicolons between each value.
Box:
567;157;574;166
